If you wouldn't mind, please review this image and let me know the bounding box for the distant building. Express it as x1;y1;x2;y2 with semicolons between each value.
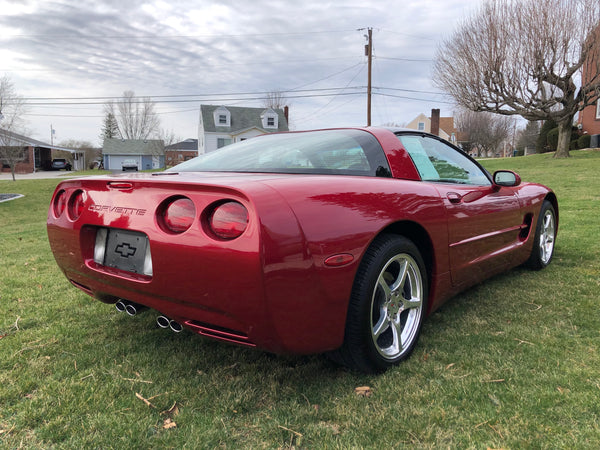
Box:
577;26;600;140
102;138;165;171
0;129;85;173
165;138;198;167
405;109;468;148
198;105;289;154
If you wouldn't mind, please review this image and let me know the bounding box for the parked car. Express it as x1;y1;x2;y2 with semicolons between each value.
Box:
47;128;558;372
121;159;138;171
51;158;72;171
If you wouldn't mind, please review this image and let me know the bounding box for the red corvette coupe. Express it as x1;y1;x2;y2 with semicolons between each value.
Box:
47;128;557;372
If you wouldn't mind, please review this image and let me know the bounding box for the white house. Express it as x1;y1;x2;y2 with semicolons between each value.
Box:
198;105;289;154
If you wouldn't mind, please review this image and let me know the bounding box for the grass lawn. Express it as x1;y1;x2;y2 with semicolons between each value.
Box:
1;150;599;448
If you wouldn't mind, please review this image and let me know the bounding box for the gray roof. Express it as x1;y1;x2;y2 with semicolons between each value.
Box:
0;129;82;153
103;138;164;155
200;105;288;133
165;138;198;151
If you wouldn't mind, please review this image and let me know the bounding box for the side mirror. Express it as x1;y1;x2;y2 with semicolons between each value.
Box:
493;170;521;187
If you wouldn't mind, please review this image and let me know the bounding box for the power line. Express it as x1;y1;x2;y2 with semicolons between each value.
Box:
5;29;356;40
20;91;366;106
374;92;454;104
17;86;365;102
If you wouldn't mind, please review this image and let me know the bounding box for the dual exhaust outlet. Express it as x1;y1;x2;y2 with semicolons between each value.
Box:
114;300;183;333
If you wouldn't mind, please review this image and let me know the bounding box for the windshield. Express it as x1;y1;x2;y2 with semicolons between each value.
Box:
169;129;392;177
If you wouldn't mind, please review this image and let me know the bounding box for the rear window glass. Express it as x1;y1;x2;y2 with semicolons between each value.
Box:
170;129;391;177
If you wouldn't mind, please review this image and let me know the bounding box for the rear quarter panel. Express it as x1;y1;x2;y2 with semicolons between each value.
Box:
258;175;449;352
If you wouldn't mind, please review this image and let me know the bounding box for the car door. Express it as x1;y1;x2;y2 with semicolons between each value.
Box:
397;134;523;288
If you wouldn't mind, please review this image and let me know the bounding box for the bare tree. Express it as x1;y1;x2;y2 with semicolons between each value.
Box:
516;121;541;154
147;128;179;161
58;140;102;169
104;91;160;140
433;0;600;158
262;90;288;110
455;109;514;157
0;75;28;181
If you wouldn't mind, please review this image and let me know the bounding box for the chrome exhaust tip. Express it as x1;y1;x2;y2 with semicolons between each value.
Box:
156;315;171;328
125;303;148;316
115;300;126;313
169;320;183;333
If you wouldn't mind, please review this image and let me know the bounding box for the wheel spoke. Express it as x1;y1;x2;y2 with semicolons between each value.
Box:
377;273;391;301
390;260;408;294
372;314;389;339
402;295;422;311
390;317;402;353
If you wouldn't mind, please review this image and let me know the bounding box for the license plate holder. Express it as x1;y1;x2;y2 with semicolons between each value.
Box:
103;229;148;274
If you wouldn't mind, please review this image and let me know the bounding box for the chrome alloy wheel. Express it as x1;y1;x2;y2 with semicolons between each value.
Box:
370;253;424;360
539;209;556;265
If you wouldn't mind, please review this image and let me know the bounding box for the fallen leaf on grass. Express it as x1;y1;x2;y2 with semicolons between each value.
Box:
161;401;180;418
354;386;373;397
163;418;177;429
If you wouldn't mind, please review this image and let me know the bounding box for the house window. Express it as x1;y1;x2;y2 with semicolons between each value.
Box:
596;99;600;119
217;138;232;149
219;114;227;124
418;122;425;131
267;117;275;127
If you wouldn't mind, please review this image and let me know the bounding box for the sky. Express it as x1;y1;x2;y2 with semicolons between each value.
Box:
0;0;485;147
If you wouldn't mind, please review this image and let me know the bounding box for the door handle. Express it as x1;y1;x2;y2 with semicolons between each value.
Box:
447;192;462;203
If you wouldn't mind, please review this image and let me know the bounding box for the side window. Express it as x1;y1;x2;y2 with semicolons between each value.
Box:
398;135;490;185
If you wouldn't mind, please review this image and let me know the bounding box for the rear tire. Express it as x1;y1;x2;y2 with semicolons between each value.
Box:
331;234;428;373
526;200;556;270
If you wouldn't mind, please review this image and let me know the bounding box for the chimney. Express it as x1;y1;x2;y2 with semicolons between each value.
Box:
431;109;440;136
284;106;289;126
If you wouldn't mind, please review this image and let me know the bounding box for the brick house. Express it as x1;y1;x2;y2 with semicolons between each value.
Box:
577;25;600;142
165;138;198;167
0;129;84;173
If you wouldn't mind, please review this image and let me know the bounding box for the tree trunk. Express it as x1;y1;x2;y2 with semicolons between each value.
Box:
554;120;572;158
10;164;16;181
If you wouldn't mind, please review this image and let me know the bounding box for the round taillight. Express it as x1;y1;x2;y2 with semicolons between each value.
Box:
209;201;248;240
68;190;86;220
53;189;67;217
162;198;196;233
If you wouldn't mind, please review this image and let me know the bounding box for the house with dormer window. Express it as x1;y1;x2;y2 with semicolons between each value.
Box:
198;105;289;154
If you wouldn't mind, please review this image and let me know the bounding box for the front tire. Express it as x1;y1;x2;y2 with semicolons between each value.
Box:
526;200;556;270
332;234;428;373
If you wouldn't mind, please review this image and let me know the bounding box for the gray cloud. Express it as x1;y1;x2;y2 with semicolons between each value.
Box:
0;0;483;144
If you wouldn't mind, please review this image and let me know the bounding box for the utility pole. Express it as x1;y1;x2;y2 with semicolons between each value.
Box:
365;27;373;126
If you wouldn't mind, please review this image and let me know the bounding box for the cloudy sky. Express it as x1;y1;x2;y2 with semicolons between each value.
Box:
0;0;484;146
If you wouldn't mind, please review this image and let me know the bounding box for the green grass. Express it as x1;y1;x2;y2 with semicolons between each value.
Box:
1;150;599;448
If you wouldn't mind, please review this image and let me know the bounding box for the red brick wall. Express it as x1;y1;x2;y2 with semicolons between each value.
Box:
166;150;197;167
0;146;34;173
579;101;600;136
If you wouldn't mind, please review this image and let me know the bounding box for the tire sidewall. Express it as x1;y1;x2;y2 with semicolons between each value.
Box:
352;235;428;372
529;201;556;269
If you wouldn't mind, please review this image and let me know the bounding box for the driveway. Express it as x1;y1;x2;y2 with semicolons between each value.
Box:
0;170;78;181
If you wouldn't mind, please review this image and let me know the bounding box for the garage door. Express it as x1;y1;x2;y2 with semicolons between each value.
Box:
108;155;140;171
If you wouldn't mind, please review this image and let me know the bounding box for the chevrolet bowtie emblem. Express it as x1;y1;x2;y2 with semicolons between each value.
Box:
115;242;137;258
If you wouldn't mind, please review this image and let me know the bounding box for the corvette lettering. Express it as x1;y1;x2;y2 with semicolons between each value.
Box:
89;204;146;216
